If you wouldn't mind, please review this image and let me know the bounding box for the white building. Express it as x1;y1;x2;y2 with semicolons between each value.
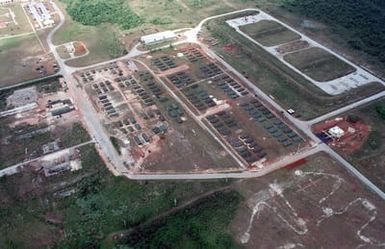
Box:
328;126;345;139
140;31;177;45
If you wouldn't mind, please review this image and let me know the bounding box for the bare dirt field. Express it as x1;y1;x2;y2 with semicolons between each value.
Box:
240;20;301;47
230;152;385;249
284;47;356;82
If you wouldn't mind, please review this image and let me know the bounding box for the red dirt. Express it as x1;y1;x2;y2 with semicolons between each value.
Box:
0;21;7;29
74;42;86;56
223;44;237;53
284;158;307;169
313;116;370;155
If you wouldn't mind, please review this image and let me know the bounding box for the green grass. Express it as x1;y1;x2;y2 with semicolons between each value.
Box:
110;136;121;155
60;122;91;147
0;4;33;37
0;34;44;87
0;142;235;249
53;2;125;67
116;190;241;249
240;20;301;46
284;47;356;82
345;98;385;191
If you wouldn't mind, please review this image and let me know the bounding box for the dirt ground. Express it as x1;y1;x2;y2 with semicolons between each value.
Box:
141;44;309;168
312;116;370;155
276;40;309;54
75;59;239;173
230;152;385;249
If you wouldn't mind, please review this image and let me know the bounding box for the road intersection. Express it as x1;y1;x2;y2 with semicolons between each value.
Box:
16;2;384;200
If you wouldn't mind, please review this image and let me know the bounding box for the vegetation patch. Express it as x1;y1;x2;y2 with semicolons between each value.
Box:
116;190;241;249
0;144;233;248
282;0;385;65
283;47;356;82
62;0;142;29
240;20;301;47
376;104;385;120
110;136;121;155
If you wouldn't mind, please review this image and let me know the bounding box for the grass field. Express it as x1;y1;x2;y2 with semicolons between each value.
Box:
205;16;385;120
53;2;125;67
56;44;71;59
0;34;49;87
0;4;32;37
284;47;356;82
240;20;301;47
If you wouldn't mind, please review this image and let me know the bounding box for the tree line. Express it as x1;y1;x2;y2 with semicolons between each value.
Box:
283;0;385;64
62;0;142;29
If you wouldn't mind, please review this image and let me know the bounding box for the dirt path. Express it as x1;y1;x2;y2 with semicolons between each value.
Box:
176;0;191;11
103;185;232;244
221;0;236;9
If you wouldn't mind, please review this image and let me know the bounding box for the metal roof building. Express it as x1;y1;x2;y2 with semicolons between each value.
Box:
140;31;177;45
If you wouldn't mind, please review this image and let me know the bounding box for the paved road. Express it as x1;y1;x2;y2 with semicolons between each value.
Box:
0;140;94;177
30;4;385;200
308;91;385;125
188;11;385;199
46;2;128;175
127;145;322;180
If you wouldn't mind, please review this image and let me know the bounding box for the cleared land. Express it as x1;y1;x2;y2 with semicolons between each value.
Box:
240;20;301;47
204;15;385;120
140;45;307;168
316;98;385;192
231;153;385;248
76;60;239;172
284;47;356;82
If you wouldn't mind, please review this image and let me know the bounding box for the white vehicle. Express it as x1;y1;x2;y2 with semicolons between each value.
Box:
287;109;295;115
